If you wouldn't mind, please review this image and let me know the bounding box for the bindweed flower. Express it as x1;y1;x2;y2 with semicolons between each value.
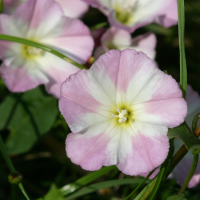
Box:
0;0;94;98
95;27;156;60
83;0;178;33
3;0;88;18
59;49;187;175
173;85;200;188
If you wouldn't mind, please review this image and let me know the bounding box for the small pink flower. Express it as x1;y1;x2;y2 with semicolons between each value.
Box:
83;0;178;33
59;49;187;175
173;85;200;188
95;27;156;60
0;0;94;98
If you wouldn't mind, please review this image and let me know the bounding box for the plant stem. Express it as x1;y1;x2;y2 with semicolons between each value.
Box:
19;183;31;200
192;112;200;132
178;154;199;195
0;34;86;70
0;134;15;172
178;0;187;99
0;134;31;200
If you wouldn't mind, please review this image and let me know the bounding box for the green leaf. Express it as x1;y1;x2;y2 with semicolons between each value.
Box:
0;87;58;154
64;178;145;199
37;184;64;200
60;166;116;196
166;195;187;200
168;122;200;151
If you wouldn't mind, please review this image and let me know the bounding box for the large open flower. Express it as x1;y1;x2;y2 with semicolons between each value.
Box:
0;0;94;98
59;49;187;175
83;0;177;33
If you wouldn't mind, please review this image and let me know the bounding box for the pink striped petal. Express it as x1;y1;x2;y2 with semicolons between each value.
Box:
66;121;117;171
155;0;178;28
134;98;187;128
55;0;89;18
0;60;48;92
36;53;80;98
41;17;94;64
12;0;64;37
60;50;124;117
117;124;169;175
131;33;157;60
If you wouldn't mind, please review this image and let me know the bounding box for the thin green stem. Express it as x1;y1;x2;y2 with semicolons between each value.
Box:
178;0;187;99
0;134;15;172
192;112;200;132
124;168;156;200
178;154;199;195
0;34;86;69
19;183;31;200
90;22;107;31
134;179;156;200
0;134;31;200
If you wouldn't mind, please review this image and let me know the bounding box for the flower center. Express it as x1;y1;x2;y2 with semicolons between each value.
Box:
112;108;128;123
22;45;44;60
114;4;135;25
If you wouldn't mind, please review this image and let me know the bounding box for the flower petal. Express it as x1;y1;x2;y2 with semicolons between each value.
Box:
66;121;117;171
134;98;187;128
41;17;94;64
114;50;182;105
0;58;48;92
117;121;169;175
35;53;80;98
12;0;64;37
55;0;89;18
130;33;157;60
155;0;178;28
60;50;124;116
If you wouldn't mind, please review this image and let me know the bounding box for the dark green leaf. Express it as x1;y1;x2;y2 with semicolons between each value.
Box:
0;88;58;154
168;122;200;151
37;184;64;200
60;166;116;196
166;195;187;200
64;178;145;199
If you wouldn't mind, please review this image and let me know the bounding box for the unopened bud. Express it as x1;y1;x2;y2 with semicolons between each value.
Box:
8;172;23;184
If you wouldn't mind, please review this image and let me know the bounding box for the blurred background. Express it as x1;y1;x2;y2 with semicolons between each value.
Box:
0;0;200;199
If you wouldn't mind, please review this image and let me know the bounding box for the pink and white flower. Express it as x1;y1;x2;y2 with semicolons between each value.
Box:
59;49;187;175
95;27;156;60
0;0;94;98
3;0;88;18
83;0;178;33
173;85;200;188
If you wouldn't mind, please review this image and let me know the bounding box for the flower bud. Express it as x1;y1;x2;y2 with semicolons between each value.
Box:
8;172;23;184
